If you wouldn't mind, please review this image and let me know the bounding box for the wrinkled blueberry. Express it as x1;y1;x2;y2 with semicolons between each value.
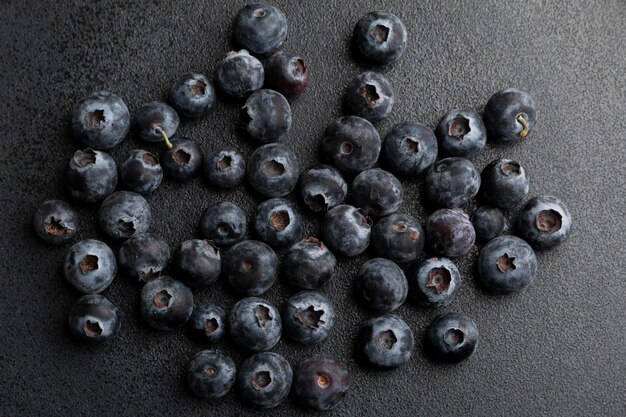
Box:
32;199;79;245
134;101;179;144
477;235;538;294
243;89;291;144
237;352;292;409
407;257;461;307
223;240;278;296
370;213;424;263
228;297;282;352
282;237;336;290
71;91;130;150
357;314;414;369
283;291;336;345
64;239;116;294
160;137;203;180
118;232;170;281
299;164;347;213
480;158;529;208
247;143;300;197
253;198;301;247
119;149;163;194
436;109;486;158
188;303;227;344
426;209;475;258
98;191;151;239
168;72;216;118
471;206;506;241
68;294;121;343
199;202;247;247
425;157;481;208
321;116;381;174
484;88;538;144
140;276;193;330
382;122;437;177
204;147;246;189
265;51;309;97
186;350;236;399
293;354;350;411
516;195;572;250
351;168;403;218
322;204;372;257
425;312;479;363
344;72;395;122
352;11;407;66
66;148;118;203
234;4;287;54
174;239;220;287
216;50;264;99
355;258;407;313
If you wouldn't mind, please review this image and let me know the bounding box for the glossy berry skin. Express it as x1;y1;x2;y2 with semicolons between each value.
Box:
71;91;130;150
352;11;407;66
160;137;203;180
68;294;120;343
471;206;506;241
382;122;438;177
32;199;79;245
516;196;572;251
119;149;163;194
203;147;246;189
293;354;350;411
228;297;282;352
133;101;179;143
357;314;414;369
484;88;538;144
282;237;336;290
223;240;278;296
322;204;372;257
253;198;302;247
425;158;481;208
187;303;227;344
436;109;487;158
283;291;336;345
234;4;287;54
480;159;529;208
355;258;408;313
140;276;193;330
344;72;394;122
370;213;424;263
237;352;292;409
265;51;308;97
199;202;247;247
247;143;300;197
168;72;215;118
174;239;221;287
351;168;403;218
321;116;381;174
299;165;347;213
407;257;461;307
426;209;476;258
243;89;291;144
216;50;264;99
66;148;118;203
118;233;170;282
98;191;151;239
64;239;116;294
477;235;538;294
425;312;479;363
186;350;236;399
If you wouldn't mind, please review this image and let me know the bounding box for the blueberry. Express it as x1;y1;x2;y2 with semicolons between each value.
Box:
71;91;130;150
265;51;309;97
216;50;264;99
426;209;475;258
98;191;151;239
352;11;407;66
299;164;348;213
480;159;529;208
477;235;538;294
471;206;506;241
407;257;461;307
516;196;572;250
247;143;300;197
355;258;408;313
382;122;438;177
370;213;424;263
133;101;179;144
321;116;381;174
188;303;227;344
223;240;278;296
66;148;118;203
283;291;336;345
293;354;350;411
160;137;203;180
233;4;287;54
357;314;414;369
139;276;193;330
424;312;479;363
344;71;395;122
64;239;116;294
321;204;372;257
186;350;236;399
243;89;291;144
119;149;163;194
253;198;301;247
199;202;247;247
68;294;120;343
32;199;79;245
484;88;538;144
228;297;282;352
118;232;170;281
174;239;220;287
351;168;403;218
237;352;292;408
425;157;481;208
168;72;216;118
282;237;336;290
203;147;246;189
435;109;486;158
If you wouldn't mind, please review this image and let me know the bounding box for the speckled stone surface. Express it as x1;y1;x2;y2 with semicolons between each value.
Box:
1;0;625;416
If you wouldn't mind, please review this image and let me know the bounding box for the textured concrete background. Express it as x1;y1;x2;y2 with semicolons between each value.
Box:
1;0;625;416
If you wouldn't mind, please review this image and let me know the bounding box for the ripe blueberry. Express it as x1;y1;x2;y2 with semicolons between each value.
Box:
216;50;264;99
321;116;381;174
71;91;130;150
516;196;572;250
203;147;246;189
188;304;227;344
228;297;282;352
140;276;193;330
32;199;79;245
64;239;116;294
480;158;529;208
199;202;247;247
119;149;163;194
168;72;215;118
424;312;479;363
293;354;350;410
282;237;337;290
98;191;151;239
243;89;291;144
477;235;538;294
299;164;347;213
233;4;287;54
133;101;179;145
247;143;300;197
283;291;336;345
382;122;437;177
66;148;118;202
352;11;407;66
436;109;486;158
370;213;424;263
265;51;309;97
237;352;293;408
357;314;414;369
160;137;203;181
68;294;120;343
355;258;408;313
425;157;481;208
223;240;278;296
426;209;476;258
351;168;403;218
344;71;395;122
483;88;538;144
407;257;461;307
471;206;506;241
253;198;302;247
174;239;220;287
186;350;236;399
322;204;372;257
118;232;170;282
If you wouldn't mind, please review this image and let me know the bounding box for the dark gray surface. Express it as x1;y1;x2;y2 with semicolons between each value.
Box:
1;0;625;416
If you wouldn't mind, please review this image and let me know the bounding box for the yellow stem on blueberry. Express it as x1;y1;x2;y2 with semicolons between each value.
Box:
517;115;529;138
159;127;173;149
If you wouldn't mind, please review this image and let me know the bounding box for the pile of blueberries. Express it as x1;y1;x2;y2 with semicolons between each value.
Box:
31;4;573;411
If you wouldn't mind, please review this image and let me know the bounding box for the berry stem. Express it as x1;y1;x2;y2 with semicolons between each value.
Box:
517;115;529;138
158;127;173;149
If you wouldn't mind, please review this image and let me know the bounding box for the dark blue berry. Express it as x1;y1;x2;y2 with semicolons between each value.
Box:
234;4;287;54
237;352;292;408
119;149;163;194
352;11;407;66
425;157;481;208
187;304;227;344
216;50;264;99
480;159;529;208
351;168;403;218
133;101;179;144
186;350;236;399
477;235;538;294
223;240;278;296
98;191;151;239
199;202;247;247
425;312;479;363
382;122;437;177
344;72;394;122
515;196;572;250
32;199;79;245
355;258;407;313
118;232;170;282
174;239;220;287
436;109;486;158
283;291;336;345
168;72;215;118
203;147;246;189
71;91;130;150
228;297;282;352
293;354;350;411
64;239;116;294
160;137;203;180
471;206;506;241
247;143;300;197
282;237;336;290
370;213;424;263
322;204;372;257
407;257;461;307
484;88;538;144
426;209;475;258
299;164;348;213
253;198;302;247
66;148;118;202
321;116;381;174
243;89;291;144
68;294;120;343
357;314;414;369
265;51;308;97
139;276;193;330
